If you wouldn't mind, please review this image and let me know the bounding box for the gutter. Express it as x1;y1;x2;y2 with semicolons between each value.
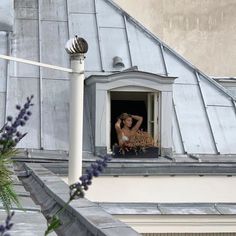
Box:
18;163;141;236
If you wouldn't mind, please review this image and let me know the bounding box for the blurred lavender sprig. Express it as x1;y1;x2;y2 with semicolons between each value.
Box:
0;211;14;236
69;155;112;200
0;95;34;151
45;155;112;235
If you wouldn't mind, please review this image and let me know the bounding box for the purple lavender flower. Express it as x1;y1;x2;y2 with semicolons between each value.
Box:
15;105;21;110
6;116;13;122
20;120;25;127
0;211;14;236
69;155;112;200
45;155;113;235
15;132;21;138
0;96;34;150
23;116;29;121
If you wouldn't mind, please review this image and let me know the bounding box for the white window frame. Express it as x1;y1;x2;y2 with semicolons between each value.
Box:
147;92;160;146
107;91;112;153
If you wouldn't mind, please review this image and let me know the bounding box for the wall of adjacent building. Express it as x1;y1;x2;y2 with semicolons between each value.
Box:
84;176;236;203
114;0;236;77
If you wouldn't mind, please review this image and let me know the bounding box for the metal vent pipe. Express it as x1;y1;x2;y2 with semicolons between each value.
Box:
65;36;88;185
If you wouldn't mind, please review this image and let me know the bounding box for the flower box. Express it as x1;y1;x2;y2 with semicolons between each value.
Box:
113;146;159;158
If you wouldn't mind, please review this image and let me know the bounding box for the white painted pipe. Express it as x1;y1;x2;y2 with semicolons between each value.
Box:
68;54;85;185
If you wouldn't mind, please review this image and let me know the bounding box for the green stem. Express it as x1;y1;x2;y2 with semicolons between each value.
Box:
53;188;82;217
44;190;84;235
52;198;72;218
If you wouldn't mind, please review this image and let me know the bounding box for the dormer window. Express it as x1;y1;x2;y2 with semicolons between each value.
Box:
85;71;176;157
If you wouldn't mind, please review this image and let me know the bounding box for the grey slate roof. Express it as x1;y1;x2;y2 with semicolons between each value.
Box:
0;0;236;154
0;0;13;31
99;202;236;215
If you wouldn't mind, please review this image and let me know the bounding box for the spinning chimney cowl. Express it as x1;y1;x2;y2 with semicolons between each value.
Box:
65;36;88;54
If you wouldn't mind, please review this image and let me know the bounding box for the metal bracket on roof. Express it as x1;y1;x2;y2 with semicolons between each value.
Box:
164;155;176;162
189;154;202;162
122;66;138;72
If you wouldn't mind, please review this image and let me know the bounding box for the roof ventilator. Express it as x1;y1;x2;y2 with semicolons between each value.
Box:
113;56;125;68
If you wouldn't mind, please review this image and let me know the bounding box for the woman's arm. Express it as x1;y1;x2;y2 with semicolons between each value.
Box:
115;118;122;136
115;118;124;146
131;115;143;131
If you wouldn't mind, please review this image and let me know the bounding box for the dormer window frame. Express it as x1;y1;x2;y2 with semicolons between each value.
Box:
85;71;176;157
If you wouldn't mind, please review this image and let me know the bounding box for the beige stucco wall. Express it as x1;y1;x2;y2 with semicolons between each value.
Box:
85;176;236;203
114;0;236;77
118;215;236;234
62;176;236;203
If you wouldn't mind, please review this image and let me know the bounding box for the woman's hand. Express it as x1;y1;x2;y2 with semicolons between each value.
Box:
115;118;122;129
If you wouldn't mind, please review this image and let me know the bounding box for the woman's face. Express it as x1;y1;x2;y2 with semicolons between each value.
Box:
123;117;132;128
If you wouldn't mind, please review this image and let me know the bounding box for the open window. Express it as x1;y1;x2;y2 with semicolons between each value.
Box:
109;91;160;151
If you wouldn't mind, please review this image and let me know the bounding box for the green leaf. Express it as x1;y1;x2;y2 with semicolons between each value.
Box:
0;147;20;213
45;215;62;236
0;183;22;213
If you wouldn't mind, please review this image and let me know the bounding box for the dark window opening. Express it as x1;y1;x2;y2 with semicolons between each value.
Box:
110;92;147;148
